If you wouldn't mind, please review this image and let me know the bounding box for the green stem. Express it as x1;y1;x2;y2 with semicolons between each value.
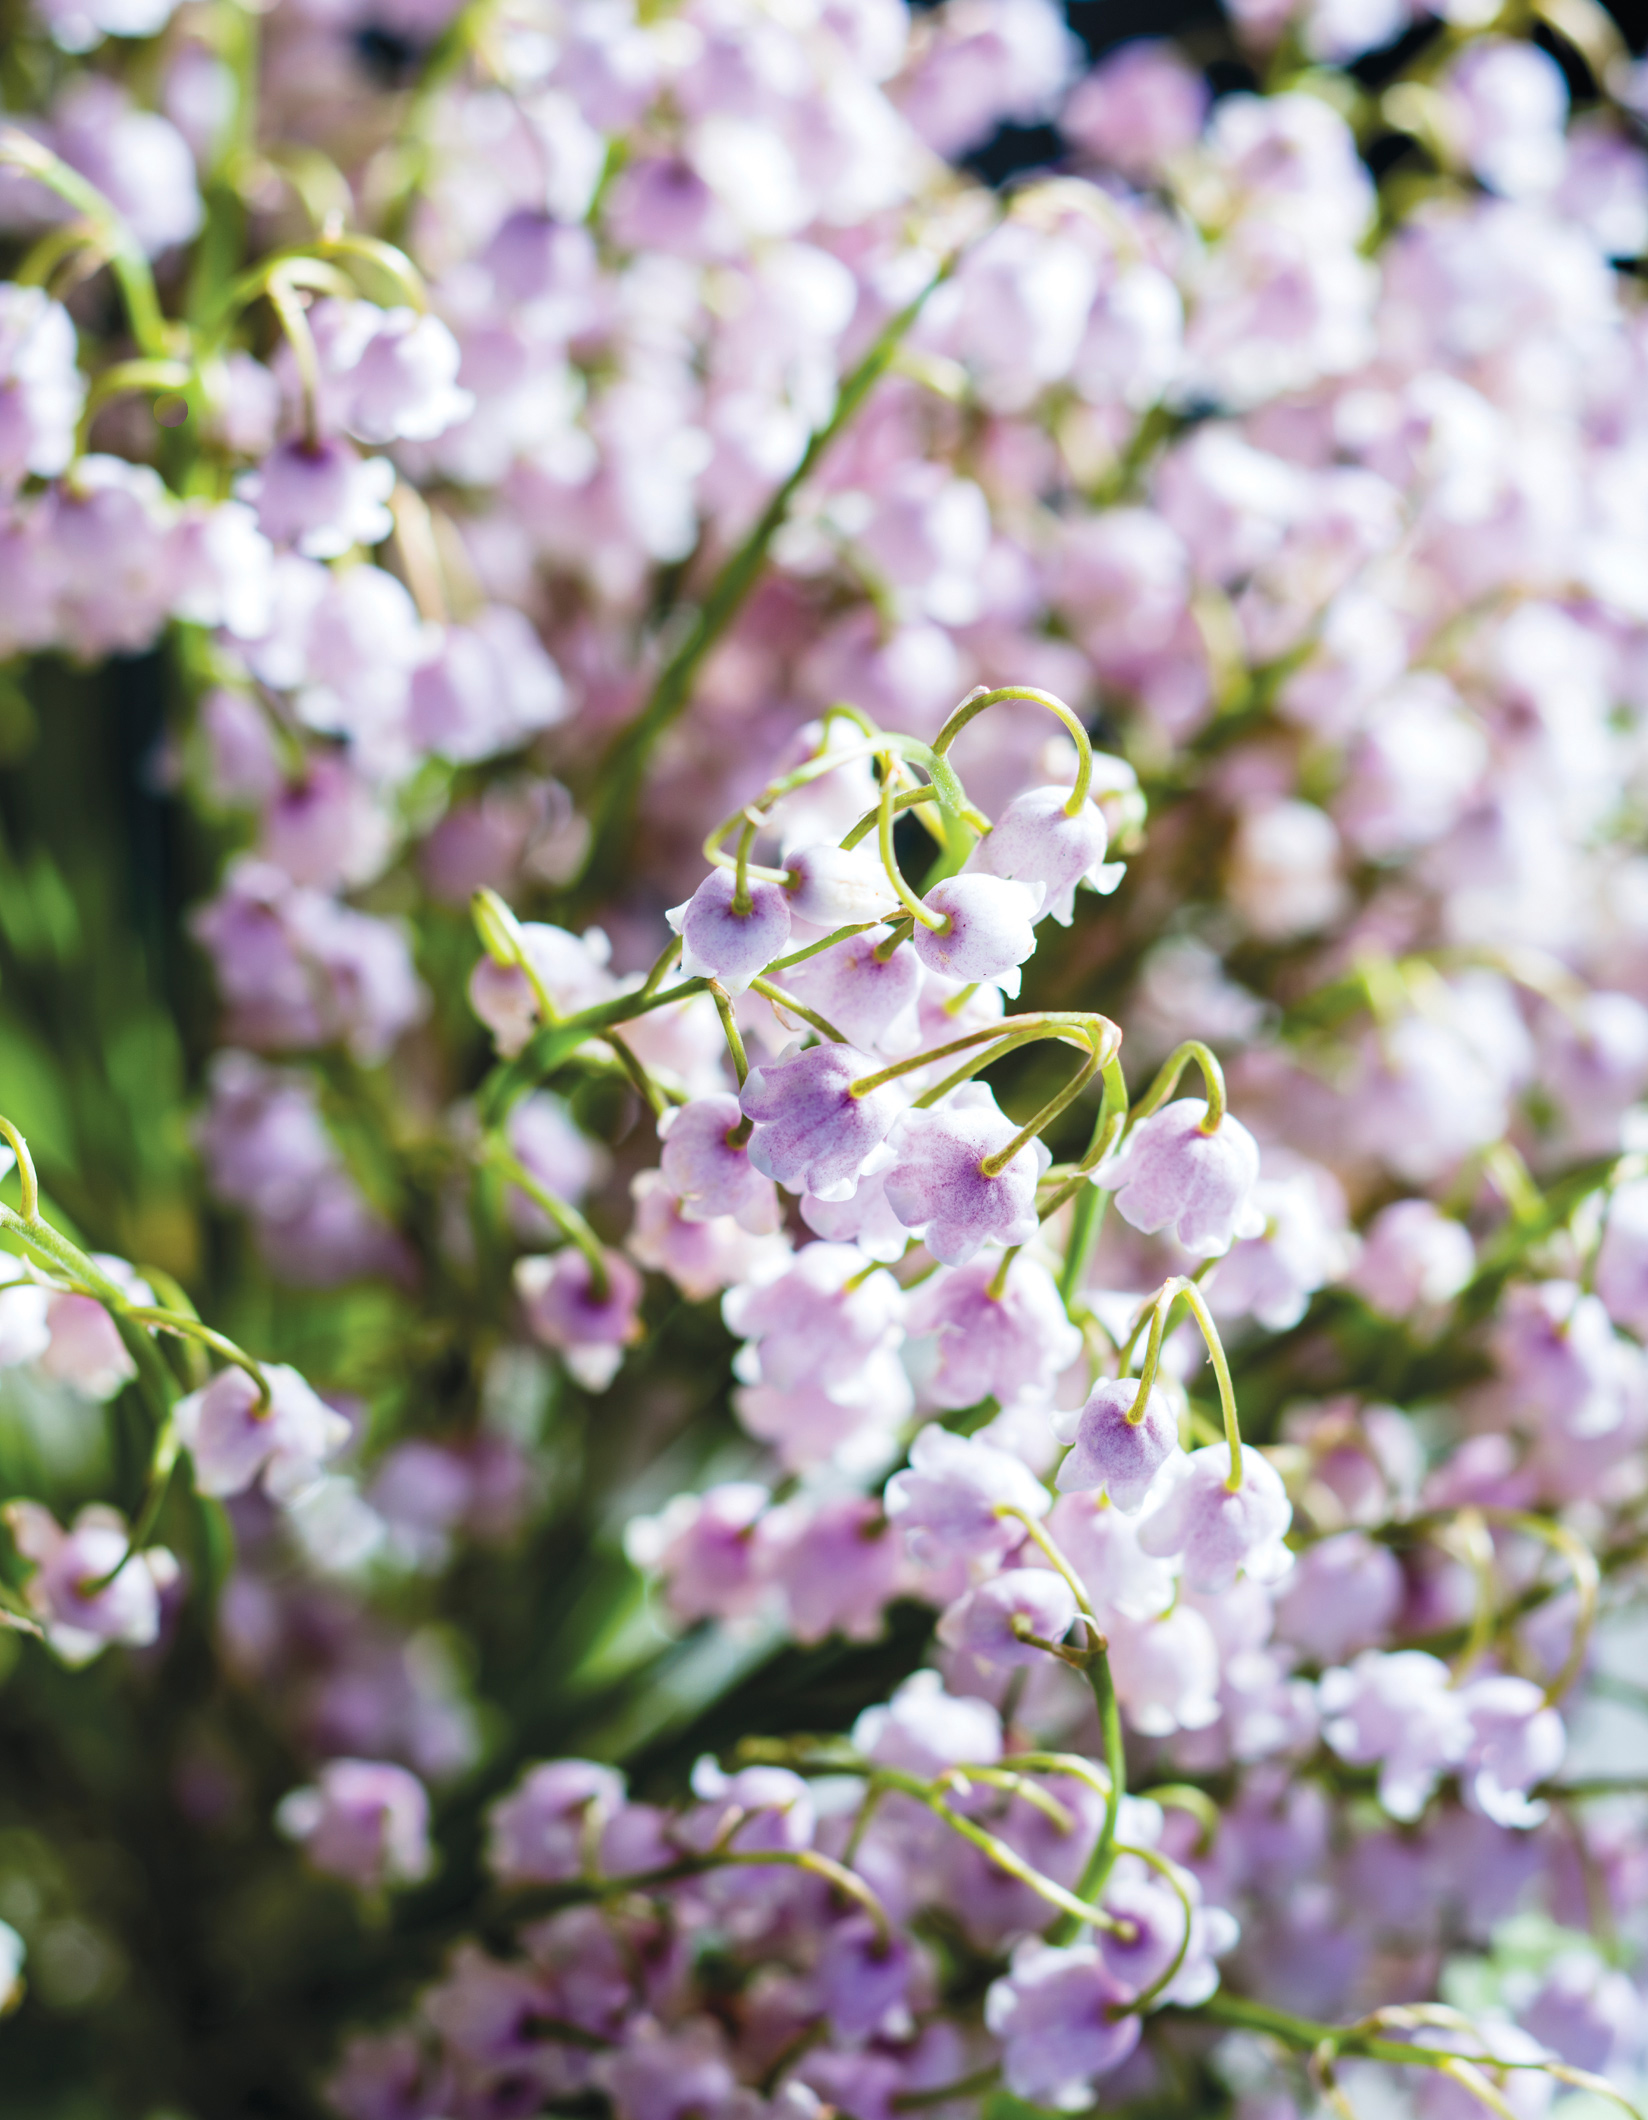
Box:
1176;1282;1244;1490
977;1027;1111;1179
749;978;848;1045
932;685;1093;815
1131;1039;1227;1134
768;922;878;974
710;984;750;1087
0;129;171;357
877;757;946;931
122;1309;271;1410
486;1144;610;1299
0;1117;40;1224
1054;1057;1128;1306
1048;1646;1125;1941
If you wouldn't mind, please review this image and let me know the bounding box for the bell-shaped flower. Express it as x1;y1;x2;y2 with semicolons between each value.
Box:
666;868;790;994
625;1482;769;1625
783;843;902;927
0;285;82;491
737;1347;912;1473
739;1041;902;1201
174;1361;352;1501
937;1567;1080;1670
2;1500;177;1666
907;1251;1081;1411
275;1758;432;1892
1097;1861;1237;2009
911;876;1040;997
1053;1376;1181;1512
882;1086;1049;1266
683;1760;815;1858
1135;1443;1293;1592
815;1915;914;2040
723;1241;904;1401
852;1669;1004;1776
1274;1529;1404;1666
1045;1491;1178;1620
1319;1649;1472;1822
235;438;395;560
984;1939;1142;2107
884;1423;1049;1569
971;786;1122;926
467;921;616;1057
627;1171;790;1303
781;928;921;1054
1457;1673;1565;1828
1105;1605;1223;1737
799;1158;910;1263
485;1759;627;1887
1098;1100;1264;1257
658;1094;781;1234
515;1249;643;1391
759;1495;904;1646
1347;1198;1474;1317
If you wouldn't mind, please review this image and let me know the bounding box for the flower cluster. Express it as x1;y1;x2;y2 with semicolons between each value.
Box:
5;0;1648;2113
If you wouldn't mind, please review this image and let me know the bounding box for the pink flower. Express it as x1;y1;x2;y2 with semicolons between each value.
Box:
1319;1649;1471;1821
1457;1673;1565;1828
759;1496;903;1644
627;1171;789;1303
2;1500;177;1666
884;1423;1049;1568
816;1914;914;2039
235;438;395;560
276;1758;432;1891
882;1088;1048;1265
906;1252;1081;1410
1136;1444;1293;1592
1099;1100;1264;1257
174;1362;352;1501
1062;40;1208;181
911;876;1040;996
739;1042;902;1201
625;1482;769;1625
937;1567;1079;1669
782;843;902;926
723;1242;904;1399
1053;1377;1181;1512
514;1250;643;1391
665;868;791;994
971;785;1118;926
1347;1199;1474;1317
0;285;82;491
984;1939;1141;2106
658;1094;781;1233
467;922;616;1058
780;928;922;1054
486;1760;627;1886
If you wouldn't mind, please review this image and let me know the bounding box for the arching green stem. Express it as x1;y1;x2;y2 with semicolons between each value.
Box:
0;128;171;357
932;685;1094;815
1176;1280;1244;1490
485;1142;609;1300
1131;1039;1227;1135
0;1117;40;1224
750;978;849;1045
877;757;947;931
1053;1056;1129;1306
977;1020;1117;1179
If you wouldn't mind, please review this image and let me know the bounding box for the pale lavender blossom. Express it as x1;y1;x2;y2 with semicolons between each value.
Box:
625;1482;769;1626
407;610;566;763
276;1759;432;1892
884;1422;1049;1568
739;1043;902;1201
466;922;616;1057
882;1087;1048;1265
486;1760;626;1886
1053;1377;1181;1512
1274;1531;1404;1666
937;1568;1079;1669
758;1496;903;1645
722;1242;903;1400
515;1250;643;1392
1136;1443;1293;1592
2;1501;177;1666
658;1094;781;1234
782;843;902;926
970;786;1119;926
906;1251;1081;1410
815;1915;913;2039
1457;1674;1565;1828
174;1363;352;1501
1347;1199;1474;1317
236;439;395;561
984;1939;1141;2107
0;285;82;489
1097;1862;1237;2009
1099;1100;1264;1257
666;869;791;994
780;928;922;1053
911;876;1040;997
1319;1650;1472;1822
